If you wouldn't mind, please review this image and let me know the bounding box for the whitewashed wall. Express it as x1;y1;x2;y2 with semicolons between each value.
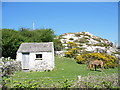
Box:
16;52;25;69
16;51;54;71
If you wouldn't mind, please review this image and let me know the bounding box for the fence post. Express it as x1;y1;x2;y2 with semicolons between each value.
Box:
77;75;81;81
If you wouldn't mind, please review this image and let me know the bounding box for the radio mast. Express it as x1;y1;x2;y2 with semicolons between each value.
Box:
32;21;35;30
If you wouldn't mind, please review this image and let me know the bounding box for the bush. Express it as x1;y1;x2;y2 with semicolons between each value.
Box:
76;53;118;68
67;42;77;49
69;38;74;40
79;38;89;43
84;34;91;38
75;33;81;37
65;48;78;58
0;57;21;78
54;39;63;51
65;51;73;58
93;43;108;47
92;38;101;42
72;73;119;88
3;73;119;89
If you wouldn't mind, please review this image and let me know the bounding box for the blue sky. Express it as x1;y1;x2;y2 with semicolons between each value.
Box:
2;2;118;43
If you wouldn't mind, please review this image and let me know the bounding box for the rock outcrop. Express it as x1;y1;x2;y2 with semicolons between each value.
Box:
57;32;119;57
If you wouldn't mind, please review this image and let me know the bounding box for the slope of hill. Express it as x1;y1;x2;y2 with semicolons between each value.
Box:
57;32;118;56
2;56;118;88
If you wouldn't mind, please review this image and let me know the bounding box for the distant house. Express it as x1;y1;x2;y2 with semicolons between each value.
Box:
16;42;54;71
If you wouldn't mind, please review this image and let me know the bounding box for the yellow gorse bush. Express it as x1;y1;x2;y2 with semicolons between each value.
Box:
76;53;118;68
65;48;78;58
67;42;77;49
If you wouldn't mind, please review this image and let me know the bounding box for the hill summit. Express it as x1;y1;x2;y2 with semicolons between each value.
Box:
57;32;118;56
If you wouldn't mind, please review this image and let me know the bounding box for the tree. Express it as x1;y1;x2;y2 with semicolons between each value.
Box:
2;28;56;59
34;29;55;42
54;39;63;51
2;29;25;59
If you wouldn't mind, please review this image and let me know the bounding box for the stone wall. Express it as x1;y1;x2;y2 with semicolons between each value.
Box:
0;58;22;77
55;51;65;56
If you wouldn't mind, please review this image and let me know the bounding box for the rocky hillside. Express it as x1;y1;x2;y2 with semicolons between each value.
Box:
57;32;118;56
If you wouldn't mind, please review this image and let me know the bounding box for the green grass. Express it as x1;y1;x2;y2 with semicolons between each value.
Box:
4;56;118;88
11;56;118;82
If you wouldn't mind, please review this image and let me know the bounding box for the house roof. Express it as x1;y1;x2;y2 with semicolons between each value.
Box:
17;42;53;53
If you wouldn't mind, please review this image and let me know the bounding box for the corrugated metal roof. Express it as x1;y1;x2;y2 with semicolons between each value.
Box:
17;42;53;53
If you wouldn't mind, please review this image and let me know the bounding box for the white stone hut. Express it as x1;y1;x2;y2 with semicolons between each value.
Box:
16;42;54;71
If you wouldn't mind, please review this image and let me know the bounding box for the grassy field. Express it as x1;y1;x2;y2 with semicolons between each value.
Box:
3;56;118;88
11;56;118;81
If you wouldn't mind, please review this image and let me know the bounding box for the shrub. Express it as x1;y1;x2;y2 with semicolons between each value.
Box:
84;37;89;40
93;43;108;47
7;80;41;88
54;39;63;51
74;40;79;42
67;42;77;49
84;34;91;38
69;38;74;40
75;33;81;37
62;79;71;88
92;38;101;42
3;73;119;89
72;73;119;88
79;44;83;47
76;53;118;68
79;38;89;43
65;51;73;58
65;48;78;58
0;57;21;78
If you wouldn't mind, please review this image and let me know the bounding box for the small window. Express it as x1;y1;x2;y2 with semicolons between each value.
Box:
36;54;42;58
36;54;42;60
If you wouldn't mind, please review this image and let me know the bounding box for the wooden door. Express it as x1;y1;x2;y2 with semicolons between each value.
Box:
22;53;29;69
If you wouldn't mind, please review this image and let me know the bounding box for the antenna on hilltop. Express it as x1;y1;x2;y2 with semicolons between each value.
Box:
32;21;35;30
